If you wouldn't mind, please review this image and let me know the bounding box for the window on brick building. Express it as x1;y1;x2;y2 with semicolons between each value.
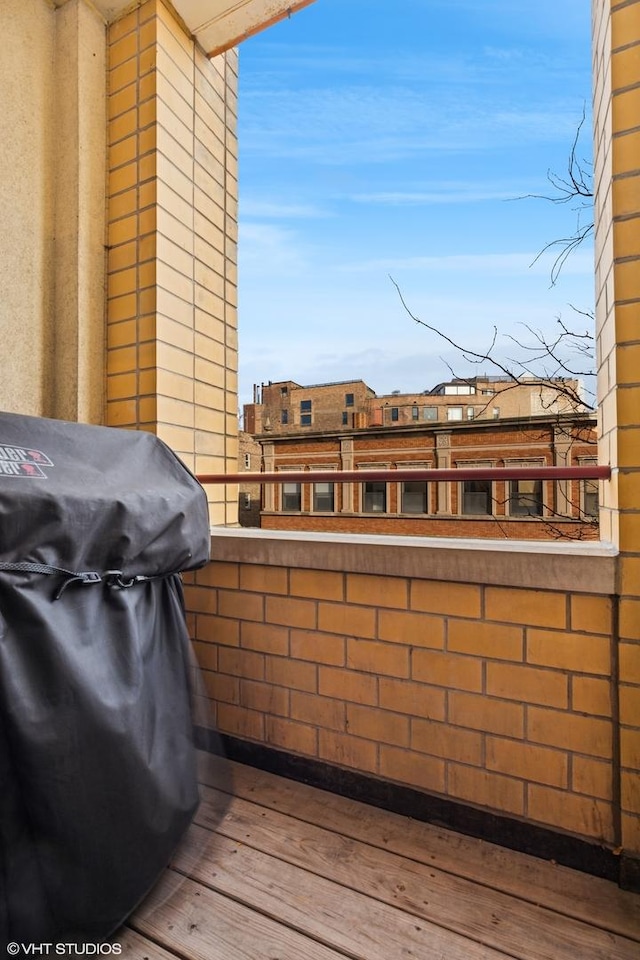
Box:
466;407;475;420
345;392;354;407
280;386;288;395
579;458;599;518
447;406;463;421
242;493;251;509
244;453;251;468
313;482;334;512
412;406;419;420
444;383;474;395
300;399;312;426
401;481;428;513
423;406;438;421
282;482;301;511
582;478;599;517
281;410;288;424
362;481;386;513
461;479;492;515
342;411;348;425
391;407;399;422
509;478;543;516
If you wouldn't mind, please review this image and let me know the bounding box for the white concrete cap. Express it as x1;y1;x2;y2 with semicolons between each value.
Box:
56;0;315;56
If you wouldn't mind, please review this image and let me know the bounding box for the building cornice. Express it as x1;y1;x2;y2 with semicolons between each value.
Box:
253;411;597;445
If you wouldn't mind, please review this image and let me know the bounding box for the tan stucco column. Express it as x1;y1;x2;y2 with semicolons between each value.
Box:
54;0;107;424
0;0;108;424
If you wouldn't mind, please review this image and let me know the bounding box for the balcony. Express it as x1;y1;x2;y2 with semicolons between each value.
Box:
116;749;640;959
4;0;639;952
114;523;639;953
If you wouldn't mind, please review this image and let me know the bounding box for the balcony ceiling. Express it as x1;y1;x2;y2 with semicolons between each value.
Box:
77;0;316;57
174;0;316;55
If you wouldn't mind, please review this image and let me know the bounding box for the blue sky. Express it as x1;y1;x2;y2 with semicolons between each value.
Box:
236;0;593;407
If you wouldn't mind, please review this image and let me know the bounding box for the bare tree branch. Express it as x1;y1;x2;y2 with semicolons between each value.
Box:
509;107;593;286
390;277;595;412
529;222;594;287
391;114;598;541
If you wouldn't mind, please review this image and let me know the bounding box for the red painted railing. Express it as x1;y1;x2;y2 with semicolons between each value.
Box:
197;466;611;485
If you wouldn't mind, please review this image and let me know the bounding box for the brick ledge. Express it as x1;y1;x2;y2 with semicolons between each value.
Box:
209;528;617;594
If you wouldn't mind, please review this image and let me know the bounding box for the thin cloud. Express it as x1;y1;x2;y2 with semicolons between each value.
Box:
239;222;310;274
244;41;584;88
240;198;332;219
348;184;528;205
409;0;589;35
339;250;594;276
241;85;587;165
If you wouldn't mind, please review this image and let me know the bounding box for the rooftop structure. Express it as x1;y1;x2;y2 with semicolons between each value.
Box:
244;375;588;436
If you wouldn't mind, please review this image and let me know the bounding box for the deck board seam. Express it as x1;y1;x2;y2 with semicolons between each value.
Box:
122;914;192;960
169;840;520;960
168;860;387;960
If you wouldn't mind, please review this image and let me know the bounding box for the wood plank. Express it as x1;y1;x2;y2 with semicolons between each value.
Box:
194;784;640;960
172;822;510;960
129;869;351;960
112;926;183;959
198;753;640;940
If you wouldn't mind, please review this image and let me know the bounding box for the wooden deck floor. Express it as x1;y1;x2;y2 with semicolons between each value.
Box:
114;754;640;960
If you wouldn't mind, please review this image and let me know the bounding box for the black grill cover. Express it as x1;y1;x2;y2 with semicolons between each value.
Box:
0;413;212;944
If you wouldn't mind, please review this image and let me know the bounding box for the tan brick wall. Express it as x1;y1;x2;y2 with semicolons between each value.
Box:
106;0;238;523
185;553;617;845
594;0;640;853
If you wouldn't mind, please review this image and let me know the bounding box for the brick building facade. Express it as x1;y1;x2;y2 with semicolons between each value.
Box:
244;376;597;540
257;413;598;540
238;430;261;527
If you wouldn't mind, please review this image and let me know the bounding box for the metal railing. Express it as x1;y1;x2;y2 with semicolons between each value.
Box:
197;465;611;485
